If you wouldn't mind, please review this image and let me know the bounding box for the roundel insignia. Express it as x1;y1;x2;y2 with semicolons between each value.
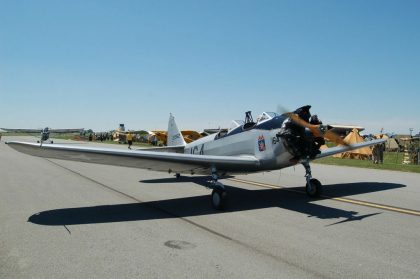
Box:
258;135;266;152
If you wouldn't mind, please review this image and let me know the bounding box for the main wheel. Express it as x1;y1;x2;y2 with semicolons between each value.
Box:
211;188;227;210
306;178;322;197
175;173;181;179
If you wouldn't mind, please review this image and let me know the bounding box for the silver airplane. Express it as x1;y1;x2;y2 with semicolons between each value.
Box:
6;107;384;209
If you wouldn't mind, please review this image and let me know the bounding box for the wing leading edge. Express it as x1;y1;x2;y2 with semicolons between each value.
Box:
315;138;386;160
6;141;260;174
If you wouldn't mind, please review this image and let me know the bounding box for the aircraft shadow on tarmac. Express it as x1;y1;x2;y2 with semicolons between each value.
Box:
28;177;405;227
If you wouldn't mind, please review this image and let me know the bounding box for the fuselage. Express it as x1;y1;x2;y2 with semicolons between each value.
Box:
184;113;296;172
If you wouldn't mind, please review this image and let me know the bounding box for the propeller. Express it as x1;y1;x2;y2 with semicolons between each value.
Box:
276;103;348;147
285;112;348;146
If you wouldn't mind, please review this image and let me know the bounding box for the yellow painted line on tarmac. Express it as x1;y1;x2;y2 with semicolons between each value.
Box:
227;178;420;217
229;178;288;190
330;197;420;216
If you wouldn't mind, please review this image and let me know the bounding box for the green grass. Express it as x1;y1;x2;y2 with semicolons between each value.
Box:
1;132;36;136
314;152;420;173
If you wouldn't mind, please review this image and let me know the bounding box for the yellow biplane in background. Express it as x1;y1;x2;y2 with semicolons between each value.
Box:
149;130;203;145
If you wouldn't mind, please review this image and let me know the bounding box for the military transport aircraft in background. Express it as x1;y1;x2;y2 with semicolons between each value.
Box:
6;106;385;209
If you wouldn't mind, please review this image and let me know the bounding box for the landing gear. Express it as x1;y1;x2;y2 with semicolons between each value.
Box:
302;160;322;197
210;166;227;210
211;184;227;210
306;178;322;197
175;173;181;179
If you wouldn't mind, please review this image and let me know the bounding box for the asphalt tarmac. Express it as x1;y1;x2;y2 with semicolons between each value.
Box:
1;136;420;278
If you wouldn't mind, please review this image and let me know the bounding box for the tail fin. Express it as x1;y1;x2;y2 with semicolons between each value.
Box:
167;113;186;147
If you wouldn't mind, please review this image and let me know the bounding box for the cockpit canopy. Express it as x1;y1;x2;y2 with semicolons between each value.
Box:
228;120;245;132
223;111;283;138
256;112;279;124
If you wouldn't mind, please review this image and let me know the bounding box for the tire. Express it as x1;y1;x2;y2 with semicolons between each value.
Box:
211;188;227;210
306;178;322;197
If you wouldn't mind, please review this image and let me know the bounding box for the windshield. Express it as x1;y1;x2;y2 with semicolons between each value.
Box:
257;112;279;123
228;120;245;131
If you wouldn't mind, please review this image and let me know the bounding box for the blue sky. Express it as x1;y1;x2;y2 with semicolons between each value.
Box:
1;0;419;134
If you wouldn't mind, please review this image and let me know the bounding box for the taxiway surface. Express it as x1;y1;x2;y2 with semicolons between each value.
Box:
1;136;420;278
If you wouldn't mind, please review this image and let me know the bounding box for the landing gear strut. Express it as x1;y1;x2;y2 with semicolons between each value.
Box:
210;166;227;210
302;160;322;197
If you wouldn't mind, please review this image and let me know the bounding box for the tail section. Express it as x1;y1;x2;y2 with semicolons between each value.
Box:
167;113;186;147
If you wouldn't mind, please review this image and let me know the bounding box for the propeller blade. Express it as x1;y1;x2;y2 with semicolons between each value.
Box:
324;130;347;145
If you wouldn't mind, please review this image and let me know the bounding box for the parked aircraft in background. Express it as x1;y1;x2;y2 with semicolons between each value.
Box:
112;123;203;145
1;127;84;145
6;106;384;210
327;124;365;137
111;124;150;144
150;130;203;145
1;127;84;134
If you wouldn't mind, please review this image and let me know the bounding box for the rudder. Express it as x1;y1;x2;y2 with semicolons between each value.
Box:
167;113;186;147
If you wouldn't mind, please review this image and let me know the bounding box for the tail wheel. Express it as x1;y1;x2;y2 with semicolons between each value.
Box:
211;188;227;210
306;178;322;197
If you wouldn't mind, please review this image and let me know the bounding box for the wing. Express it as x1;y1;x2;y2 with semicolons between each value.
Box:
6;141;260;174
315;139;385;160
1;128;83;133
48;128;84;133
1;128;42;133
